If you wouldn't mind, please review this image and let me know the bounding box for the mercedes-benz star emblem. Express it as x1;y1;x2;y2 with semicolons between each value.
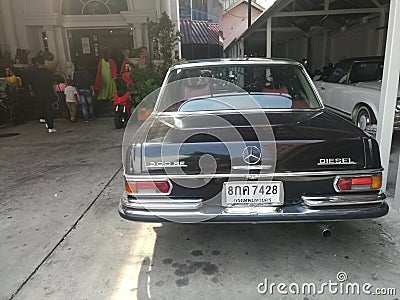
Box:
242;146;262;165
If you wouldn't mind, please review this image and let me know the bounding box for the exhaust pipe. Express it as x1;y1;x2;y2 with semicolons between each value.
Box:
318;223;332;238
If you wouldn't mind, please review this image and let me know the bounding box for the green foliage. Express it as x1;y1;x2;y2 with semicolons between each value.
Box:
129;68;162;106
149;12;181;69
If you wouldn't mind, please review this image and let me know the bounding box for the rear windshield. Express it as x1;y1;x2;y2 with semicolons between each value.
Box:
349;61;384;83
156;64;321;112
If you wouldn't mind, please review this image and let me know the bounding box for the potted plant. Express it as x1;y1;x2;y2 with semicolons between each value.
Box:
129;68;161;120
148;12;181;71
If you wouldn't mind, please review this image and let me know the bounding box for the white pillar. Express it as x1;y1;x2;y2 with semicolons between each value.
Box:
239;38;244;58
175;0;182;59
44;26;58;60
55;27;66;71
134;26;143;48
266;17;272;58
0;0;18;57
376;0;400;193
142;24;149;49
156;0;161;18
127;0;134;10
10;0;28;48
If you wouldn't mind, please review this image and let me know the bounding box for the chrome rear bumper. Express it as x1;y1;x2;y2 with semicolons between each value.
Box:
119;193;388;223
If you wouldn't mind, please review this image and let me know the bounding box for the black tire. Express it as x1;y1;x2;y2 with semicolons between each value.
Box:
355;105;376;132
114;108;124;129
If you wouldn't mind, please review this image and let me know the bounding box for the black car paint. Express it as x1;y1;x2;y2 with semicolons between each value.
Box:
120;60;387;223
127;109;379;175
123;109;382;206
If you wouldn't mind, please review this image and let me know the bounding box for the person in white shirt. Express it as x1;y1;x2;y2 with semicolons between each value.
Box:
64;80;79;122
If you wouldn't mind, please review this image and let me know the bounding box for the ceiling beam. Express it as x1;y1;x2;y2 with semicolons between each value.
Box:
370;0;383;7
255;25;327;32
274;7;382;17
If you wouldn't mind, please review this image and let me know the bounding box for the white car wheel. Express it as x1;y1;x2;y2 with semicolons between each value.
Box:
356;106;374;131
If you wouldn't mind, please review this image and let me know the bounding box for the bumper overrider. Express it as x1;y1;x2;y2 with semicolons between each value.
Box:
119;191;388;223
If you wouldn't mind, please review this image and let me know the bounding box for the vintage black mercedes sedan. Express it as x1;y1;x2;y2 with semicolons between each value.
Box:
119;58;388;223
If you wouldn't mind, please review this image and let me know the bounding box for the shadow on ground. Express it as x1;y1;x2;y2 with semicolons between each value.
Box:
136;220;400;299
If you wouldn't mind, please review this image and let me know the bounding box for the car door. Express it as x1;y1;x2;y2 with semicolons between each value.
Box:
342;61;384;118
314;61;352;118
322;81;352;118
316;79;349;118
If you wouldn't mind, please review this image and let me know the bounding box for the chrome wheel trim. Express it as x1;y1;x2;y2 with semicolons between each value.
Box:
356;108;371;131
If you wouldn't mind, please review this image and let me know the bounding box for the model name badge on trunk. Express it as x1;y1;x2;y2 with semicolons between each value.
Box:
147;161;187;168
317;158;357;166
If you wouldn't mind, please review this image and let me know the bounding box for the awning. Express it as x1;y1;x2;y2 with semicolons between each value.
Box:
180;20;222;45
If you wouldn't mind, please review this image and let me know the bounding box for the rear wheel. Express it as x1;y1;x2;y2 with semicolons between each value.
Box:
114;108;125;129
355;106;376;133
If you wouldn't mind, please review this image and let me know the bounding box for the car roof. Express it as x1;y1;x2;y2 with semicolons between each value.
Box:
170;58;302;70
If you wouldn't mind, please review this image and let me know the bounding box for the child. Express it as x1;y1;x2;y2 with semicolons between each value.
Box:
113;77;132;128
121;63;134;89
64;80;79;122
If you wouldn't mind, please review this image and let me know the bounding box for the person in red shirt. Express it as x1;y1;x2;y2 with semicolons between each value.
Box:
121;63;134;90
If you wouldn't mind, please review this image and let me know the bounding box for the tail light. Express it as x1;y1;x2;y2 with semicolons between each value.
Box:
125;180;171;194
335;175;382;192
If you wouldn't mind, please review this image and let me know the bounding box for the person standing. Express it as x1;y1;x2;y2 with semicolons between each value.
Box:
94;48;117;101
30;57;57;133
74;64;95;122
54;77;68;119
64;80;79;122
4;68;22;120
65;61;75;80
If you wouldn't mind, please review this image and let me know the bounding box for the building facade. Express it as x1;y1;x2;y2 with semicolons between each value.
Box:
222;0;264;57
0;0;179;73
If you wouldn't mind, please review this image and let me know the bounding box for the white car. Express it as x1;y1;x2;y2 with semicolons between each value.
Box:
313;56;400;133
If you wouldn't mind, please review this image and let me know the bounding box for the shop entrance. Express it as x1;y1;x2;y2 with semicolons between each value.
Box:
67;28;133;75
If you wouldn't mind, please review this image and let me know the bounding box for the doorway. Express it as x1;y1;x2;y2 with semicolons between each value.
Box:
67;28;133;76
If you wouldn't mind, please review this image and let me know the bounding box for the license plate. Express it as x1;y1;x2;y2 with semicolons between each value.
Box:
222;181;284;206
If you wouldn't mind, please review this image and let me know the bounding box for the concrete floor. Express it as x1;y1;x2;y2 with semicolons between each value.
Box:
1;118;400;300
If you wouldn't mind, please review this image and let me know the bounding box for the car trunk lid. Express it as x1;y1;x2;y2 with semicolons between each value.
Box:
140;110;372;175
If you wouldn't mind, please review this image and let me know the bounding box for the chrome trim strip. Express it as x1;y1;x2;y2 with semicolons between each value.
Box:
125;169;383;180
223;206;282;214
122;197;203;210
146;164;188;168
156;108;323;116
302;193;385;207
232;165;272;170
168;59;302;71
